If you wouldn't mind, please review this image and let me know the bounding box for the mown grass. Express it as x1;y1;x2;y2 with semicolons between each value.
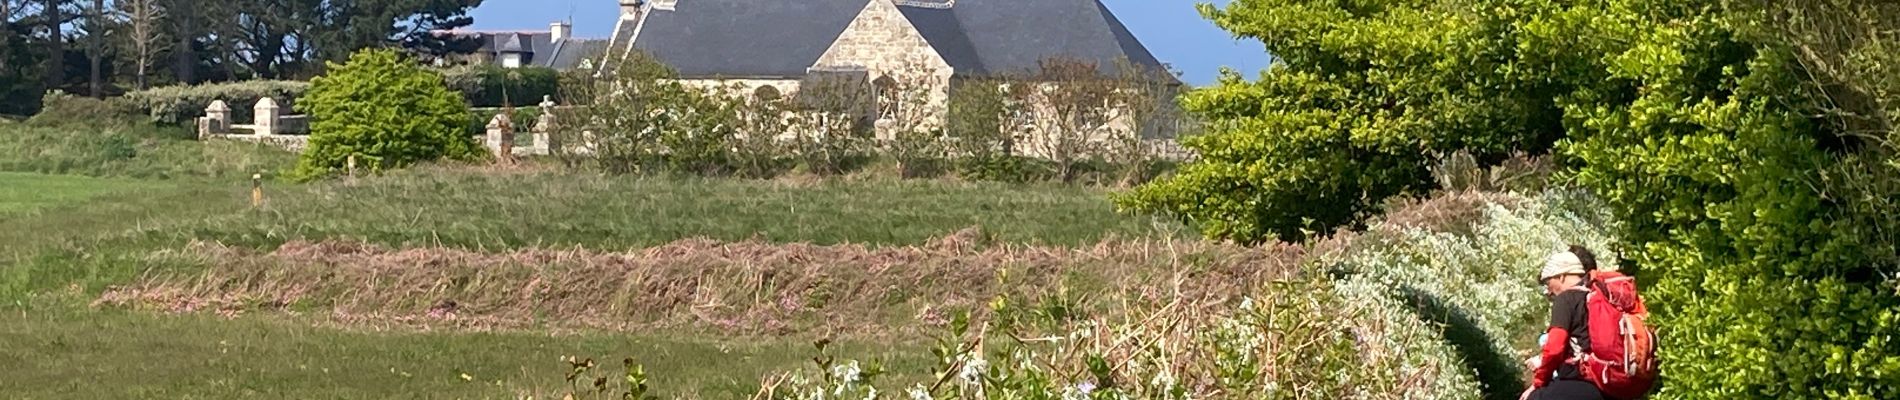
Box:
0;172;159;215
0;305;930;399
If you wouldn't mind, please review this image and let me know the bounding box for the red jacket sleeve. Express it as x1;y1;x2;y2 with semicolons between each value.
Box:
1533;327;1570;387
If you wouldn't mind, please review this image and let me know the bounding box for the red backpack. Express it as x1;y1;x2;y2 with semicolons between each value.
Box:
1578;271;1660;399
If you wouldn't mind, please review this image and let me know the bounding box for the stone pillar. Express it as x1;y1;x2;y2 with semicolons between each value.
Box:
253;97;281;135
484;113;511;154
200;100;232;138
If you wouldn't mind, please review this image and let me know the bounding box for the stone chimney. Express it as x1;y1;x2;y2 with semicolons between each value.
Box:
550;21;572;42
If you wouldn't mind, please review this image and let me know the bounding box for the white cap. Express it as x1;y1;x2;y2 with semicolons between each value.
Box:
1540;251;1586;281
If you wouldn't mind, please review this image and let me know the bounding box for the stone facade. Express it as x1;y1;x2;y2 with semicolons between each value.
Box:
676;79;803;99
812;0;954;139
813;0;951;76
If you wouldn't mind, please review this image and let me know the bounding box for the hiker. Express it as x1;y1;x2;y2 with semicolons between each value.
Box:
1522;249;1602;400
1522;247;1660;400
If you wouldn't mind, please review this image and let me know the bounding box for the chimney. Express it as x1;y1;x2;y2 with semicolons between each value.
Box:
550;21;573;42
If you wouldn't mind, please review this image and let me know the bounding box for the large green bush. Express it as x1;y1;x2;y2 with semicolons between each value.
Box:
1115;0;1572;243
1539;2;1900;397
1130;0;1900;397
293;49;481;180
122;80;310;125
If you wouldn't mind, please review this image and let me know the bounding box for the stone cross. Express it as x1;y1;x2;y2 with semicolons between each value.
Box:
534;96;557;154
253;97;281;135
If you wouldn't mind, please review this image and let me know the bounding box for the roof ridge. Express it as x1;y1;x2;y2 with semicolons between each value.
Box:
895;0;953;9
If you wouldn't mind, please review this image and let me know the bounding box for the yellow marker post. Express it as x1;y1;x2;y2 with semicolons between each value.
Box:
251;173;263;208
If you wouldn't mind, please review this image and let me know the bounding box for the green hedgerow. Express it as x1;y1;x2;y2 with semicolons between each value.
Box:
292;49;483;180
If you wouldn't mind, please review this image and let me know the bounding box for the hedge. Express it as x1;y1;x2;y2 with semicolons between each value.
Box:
122;80;310;126
438;65;560;108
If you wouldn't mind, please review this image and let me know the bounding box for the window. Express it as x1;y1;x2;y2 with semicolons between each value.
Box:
754;85;782;102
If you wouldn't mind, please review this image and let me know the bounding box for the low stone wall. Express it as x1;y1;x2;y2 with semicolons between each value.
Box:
209;134;310;152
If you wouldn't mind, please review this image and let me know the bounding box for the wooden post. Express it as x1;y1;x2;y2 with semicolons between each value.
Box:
251;173;263;208
347;154;357;180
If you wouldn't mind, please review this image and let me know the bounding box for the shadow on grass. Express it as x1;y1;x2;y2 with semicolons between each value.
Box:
1396;285;1525;400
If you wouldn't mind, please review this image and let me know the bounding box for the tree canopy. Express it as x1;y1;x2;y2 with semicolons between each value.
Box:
0;0;484;115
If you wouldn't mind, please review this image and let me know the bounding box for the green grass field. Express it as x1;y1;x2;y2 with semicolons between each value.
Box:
0;146;1160;397
0;172;157;215
0;306;928;399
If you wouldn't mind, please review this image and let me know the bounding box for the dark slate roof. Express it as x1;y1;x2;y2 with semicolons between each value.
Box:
896;6;983;73
482;33;554;55
466;32;607;71
543;39;609;70
497;34;528;53
632;0;868;78
913;0;1165;76
616;0;1166;78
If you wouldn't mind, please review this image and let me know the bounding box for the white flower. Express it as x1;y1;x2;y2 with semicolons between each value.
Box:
906;385;932;400
832;360;863;384
1149;369;1176;390
864;386;878;400
958;356;988;384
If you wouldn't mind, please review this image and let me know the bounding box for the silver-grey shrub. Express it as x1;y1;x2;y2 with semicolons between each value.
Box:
123;80;310;125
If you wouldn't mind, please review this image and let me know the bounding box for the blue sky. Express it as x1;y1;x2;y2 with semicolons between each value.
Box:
467;0;1271;85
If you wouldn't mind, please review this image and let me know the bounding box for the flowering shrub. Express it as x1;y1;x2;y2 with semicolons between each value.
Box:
759;280;1481;400
751;189;1615;400
1324;189;1619;396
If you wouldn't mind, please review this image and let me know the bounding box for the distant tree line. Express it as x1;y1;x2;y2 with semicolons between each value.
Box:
0;0;484;115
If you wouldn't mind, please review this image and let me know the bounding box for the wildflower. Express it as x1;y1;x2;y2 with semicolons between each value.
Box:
832;360;864;384
1062;381;1098;400
958;356;988;384
907;385;932;400
1150;369;1175;390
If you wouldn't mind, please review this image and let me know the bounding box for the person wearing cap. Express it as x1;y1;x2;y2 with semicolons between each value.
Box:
1521;250;1605;400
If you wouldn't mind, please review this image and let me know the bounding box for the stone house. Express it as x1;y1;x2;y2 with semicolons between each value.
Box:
437;22;611;70
602;0;1175;150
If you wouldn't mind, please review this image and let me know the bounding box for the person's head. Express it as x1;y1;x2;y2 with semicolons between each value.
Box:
1540;250;1588;295
1567;244;1598;271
